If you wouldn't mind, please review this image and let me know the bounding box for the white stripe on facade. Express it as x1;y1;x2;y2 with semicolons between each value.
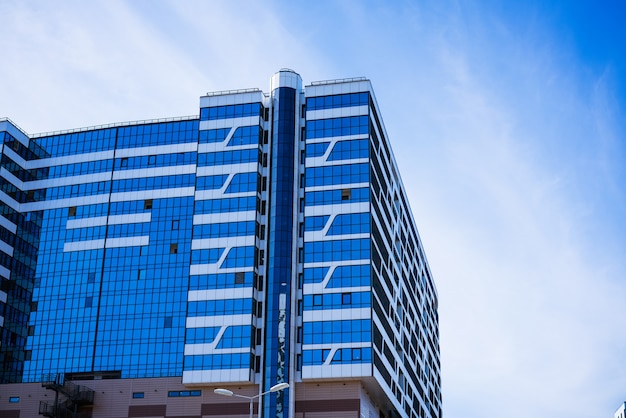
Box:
186;314;252;328
0;214;17;234
109;187;195;202
193;211;256;225
0;240;14;257
302;307;371;322
24;172;112;190
105;236;149;248
63;239;106;252
113;142;198;158
26;150;115;169
188;287;252;302
21;194;109;212
182;368;251;385
65;213;152;229
111;164;196;180
306;105;369;120
191;236;256;250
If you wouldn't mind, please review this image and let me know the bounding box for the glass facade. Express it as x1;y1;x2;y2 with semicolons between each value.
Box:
0;70;442;418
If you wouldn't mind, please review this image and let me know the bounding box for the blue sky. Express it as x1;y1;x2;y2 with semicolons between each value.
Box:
1;1;625;417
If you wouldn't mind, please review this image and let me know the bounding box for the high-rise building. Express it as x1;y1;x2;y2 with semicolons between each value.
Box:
0;70;441;418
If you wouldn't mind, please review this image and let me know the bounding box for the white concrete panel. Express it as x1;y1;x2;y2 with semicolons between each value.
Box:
109;187;194;202
111;164;196;180
63;239;106;252
0;240;14;257
26;150;115;169
185;314;252;328
0;214;17;234
105;236;149;248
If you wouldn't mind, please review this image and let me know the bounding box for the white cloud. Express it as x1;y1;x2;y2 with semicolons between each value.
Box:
1;1;624;417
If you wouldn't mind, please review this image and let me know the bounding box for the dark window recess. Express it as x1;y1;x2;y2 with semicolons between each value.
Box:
87;272;96;283
261;201;267;215
144;199;153;209
168;390;201;397
148;155;156;165
28;326;35;336
85;297;93;308
121;158;128;167
256;301;263;318
262;177;267;191
172;220;179;230
235;272;245;284
68;206;77;217
342;189;351;200
25;350;32;361
258;250;265;266
164;317;173;328
170;243;178;254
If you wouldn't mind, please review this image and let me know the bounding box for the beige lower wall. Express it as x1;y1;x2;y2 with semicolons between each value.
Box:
0;378;376;418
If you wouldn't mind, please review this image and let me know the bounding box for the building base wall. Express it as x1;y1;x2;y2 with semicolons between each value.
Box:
1;378;391;418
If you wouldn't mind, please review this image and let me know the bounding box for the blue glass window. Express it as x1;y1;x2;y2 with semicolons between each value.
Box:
305;163;368;187
168;390;202;397
185;327;220;344
221;246;256;268
306;116;368;139
227;126;262;146
199;128;231;143
200;103;263;121
305;142;330;157
116;120;199;148
326;213;370;235
306;92;369;111
187;298;253;316
304;239;370;262
305;187;369;206
183;353;250;370
189;272;255;290
194;197;257;214
225;172;258;193
327;139;369;161
216;326;252;349
304;215;330;232
303;319;371;344
193;221;256;238
196;175;229;190
111;174;194;192
190;248;225;264
303;291;370;310
302;267;330;284
198;149;260;166
324;264;370;288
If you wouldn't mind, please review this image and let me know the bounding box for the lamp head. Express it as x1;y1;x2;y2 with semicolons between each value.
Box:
214;388;234;396
269;382;289;392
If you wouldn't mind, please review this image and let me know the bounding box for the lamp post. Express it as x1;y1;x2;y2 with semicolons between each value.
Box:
214;382;289;418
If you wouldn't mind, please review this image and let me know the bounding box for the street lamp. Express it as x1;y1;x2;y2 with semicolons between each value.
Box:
214;382;289;418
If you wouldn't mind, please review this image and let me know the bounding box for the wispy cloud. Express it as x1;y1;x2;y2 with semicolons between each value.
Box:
0;1;624;417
